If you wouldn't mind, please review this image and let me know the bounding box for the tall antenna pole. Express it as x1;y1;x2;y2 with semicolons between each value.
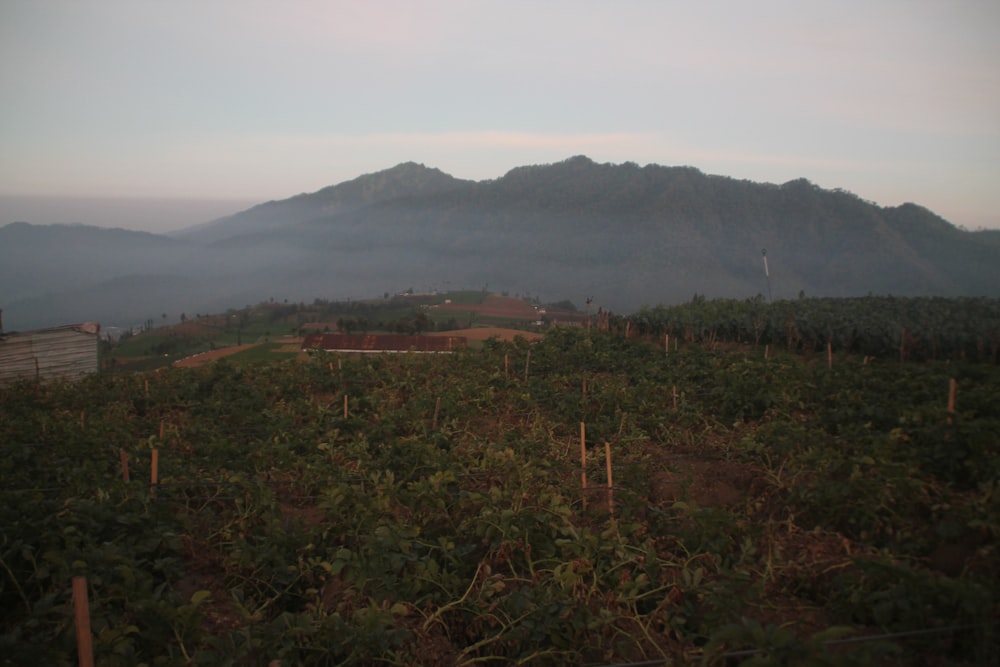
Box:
762;249;772;303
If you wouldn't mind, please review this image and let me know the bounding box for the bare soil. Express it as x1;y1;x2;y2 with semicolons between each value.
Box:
172;344;259;368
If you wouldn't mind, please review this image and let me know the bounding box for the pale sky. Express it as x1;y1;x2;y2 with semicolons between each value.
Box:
2;0;998;231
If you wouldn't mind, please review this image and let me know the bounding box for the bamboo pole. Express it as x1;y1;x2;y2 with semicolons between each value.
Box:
604;441;614;517
580;423;588;511
72;576;94;667
150;449;159;497
119;450;129;482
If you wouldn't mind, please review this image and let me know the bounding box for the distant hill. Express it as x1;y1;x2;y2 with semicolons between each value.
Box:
2;157;998;330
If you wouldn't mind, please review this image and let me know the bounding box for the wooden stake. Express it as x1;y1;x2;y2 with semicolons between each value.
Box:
72;576;94;667
582;376;587;399
504;353;509;379
523;350;531;381
947;378;957;424
150;449;159;497
672;385;678;410
765;345;769;360
343;394;349;419
159;420;165;439
665;334;669;354
119;450;129;482
144;379;149;398
827;340;833;369
580;423;588;511
604;441;614;517
432;397;441;430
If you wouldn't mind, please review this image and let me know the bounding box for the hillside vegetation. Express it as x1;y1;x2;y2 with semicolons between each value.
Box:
1;299;998;664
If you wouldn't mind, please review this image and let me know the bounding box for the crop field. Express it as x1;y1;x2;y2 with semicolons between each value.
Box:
1;318;998;665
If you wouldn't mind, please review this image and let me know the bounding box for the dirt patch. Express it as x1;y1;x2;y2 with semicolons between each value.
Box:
173;344;259;368
649;458;759;508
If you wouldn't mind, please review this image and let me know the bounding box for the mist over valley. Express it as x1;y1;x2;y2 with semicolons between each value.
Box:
2;157;999;332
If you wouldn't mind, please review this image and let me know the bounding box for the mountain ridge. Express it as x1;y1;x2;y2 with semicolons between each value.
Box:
2;156;998;330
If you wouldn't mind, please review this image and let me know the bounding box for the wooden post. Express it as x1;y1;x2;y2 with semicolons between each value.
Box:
150;449;159;497
665;334;669;354
604;441;614;517
827;340;833;369
672;385;678;410
119;450;129;482
432;397;441;430
343;394;348;419
80;410;85;430
523;350;531;382
764;344;769;361
582;376;587;399
625;320;631;338
144;379;149;398
159;420;165;440
947;378;957;424
580;423;588;511
504;353;509;379
72;576;94;667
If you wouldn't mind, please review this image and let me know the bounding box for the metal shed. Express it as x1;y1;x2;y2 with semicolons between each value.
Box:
0;322;101;384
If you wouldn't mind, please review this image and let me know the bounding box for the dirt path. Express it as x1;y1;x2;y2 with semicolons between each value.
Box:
172;344;259;368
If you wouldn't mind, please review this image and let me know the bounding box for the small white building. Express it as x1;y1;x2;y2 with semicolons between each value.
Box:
0;322;101;384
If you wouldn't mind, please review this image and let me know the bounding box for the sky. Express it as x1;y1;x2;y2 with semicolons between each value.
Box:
1;0;998;232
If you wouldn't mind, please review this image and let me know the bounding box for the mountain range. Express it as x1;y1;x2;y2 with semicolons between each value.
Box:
2;156;999;331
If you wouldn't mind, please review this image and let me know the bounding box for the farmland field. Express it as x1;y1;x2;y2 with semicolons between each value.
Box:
1;320;998;665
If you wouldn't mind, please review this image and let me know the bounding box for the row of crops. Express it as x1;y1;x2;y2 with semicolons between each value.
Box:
624;296;1000;362
1;325;998;665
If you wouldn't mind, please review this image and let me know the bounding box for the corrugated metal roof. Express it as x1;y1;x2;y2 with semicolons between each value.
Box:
302;333;466;353
0;323;100;384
